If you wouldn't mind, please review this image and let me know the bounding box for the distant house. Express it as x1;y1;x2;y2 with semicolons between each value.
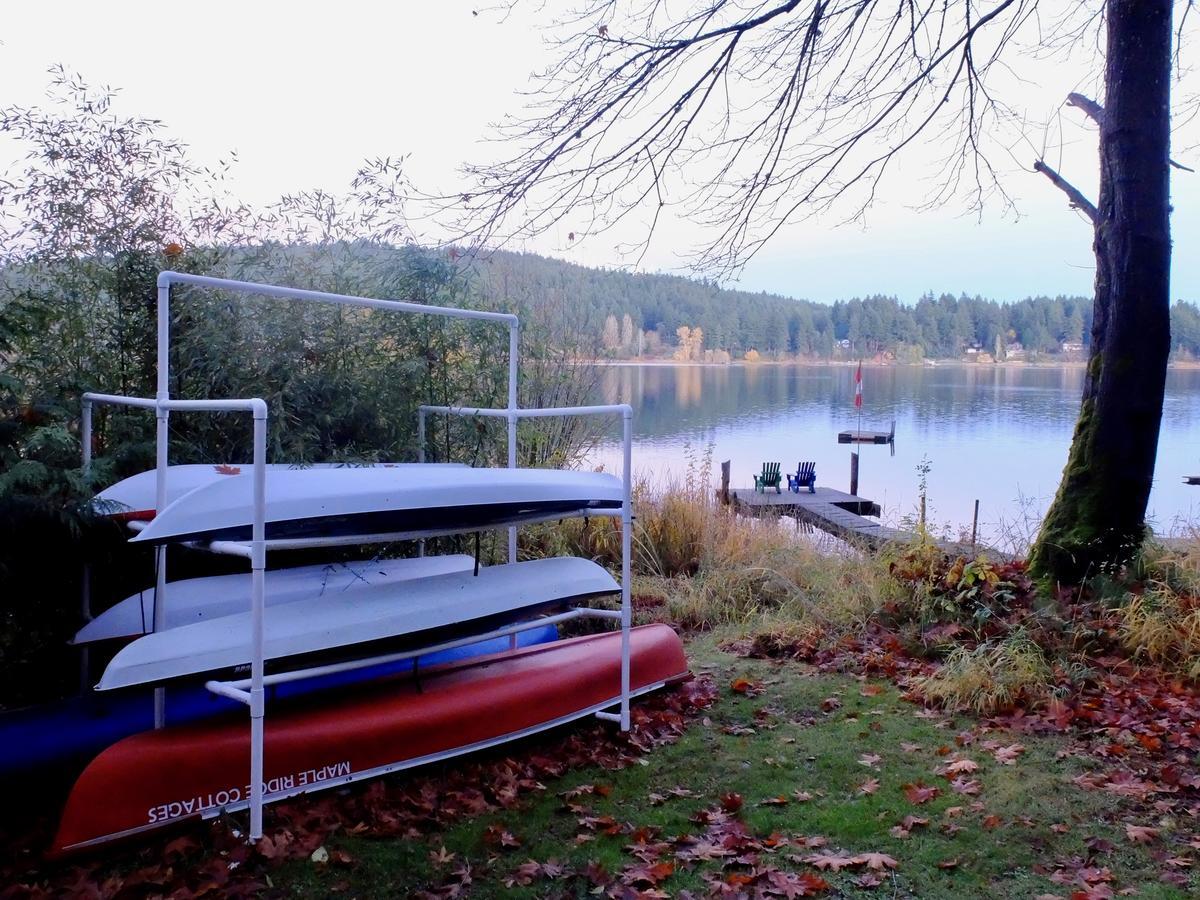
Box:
1061;341;1084;354
965;347;978;355
836;338;851;349
1006;341;1024;355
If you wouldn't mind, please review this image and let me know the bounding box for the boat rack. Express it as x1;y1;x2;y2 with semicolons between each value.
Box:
80;272;634;842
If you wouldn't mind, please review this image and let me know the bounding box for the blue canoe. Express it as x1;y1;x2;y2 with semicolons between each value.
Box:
0;625;557;780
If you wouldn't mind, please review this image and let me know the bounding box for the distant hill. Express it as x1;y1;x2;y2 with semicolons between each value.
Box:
465;250;1200;362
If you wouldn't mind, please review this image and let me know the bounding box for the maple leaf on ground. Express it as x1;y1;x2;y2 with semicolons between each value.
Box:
992;744;1026;765
429;847;455;866
902;782;941;804
938;858;960;869
900;742;923;753
720;792;744;812
759;795;790;807
858;753;883;769
900;815;930;830
1124;824;1159;844
860;683;885;697
854;852;899;871
482;824;522;849
982;815;1002;830
805;852;859;871
764;869;830;897
821;696;843;712
854;871;885;888
942;758;980;777
950;777;982;796
622;860;675;886
793;790;813;802
858;778;881;796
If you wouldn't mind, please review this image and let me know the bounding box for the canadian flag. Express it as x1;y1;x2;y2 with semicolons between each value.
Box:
854;362;863;409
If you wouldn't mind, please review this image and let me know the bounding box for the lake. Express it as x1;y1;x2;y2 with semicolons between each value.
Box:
588;363;1200;547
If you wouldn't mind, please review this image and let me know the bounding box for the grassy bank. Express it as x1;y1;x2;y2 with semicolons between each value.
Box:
4;486;1200;897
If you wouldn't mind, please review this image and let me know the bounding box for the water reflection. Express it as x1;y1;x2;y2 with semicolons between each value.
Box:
592;363;1200;543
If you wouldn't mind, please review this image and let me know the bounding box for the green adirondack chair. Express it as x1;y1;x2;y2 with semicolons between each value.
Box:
754;462;782;494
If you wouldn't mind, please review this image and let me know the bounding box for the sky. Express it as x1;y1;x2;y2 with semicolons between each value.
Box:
1;1;1197;305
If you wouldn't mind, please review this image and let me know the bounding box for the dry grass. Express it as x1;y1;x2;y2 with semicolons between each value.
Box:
528;451;904;634
909;631;1053;715
1111;537;1200;679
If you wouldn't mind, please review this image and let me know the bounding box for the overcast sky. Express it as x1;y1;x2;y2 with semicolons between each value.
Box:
2;2;1197;304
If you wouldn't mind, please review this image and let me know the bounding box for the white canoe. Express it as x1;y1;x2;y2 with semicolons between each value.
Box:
92;463;465;520
97;557;618;690
73;555;477;645
130;466;624;545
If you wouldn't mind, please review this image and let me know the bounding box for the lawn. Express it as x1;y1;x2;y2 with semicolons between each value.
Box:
266;634;1196;899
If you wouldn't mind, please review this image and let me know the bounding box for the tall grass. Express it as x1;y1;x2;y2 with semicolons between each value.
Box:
529;449;903;633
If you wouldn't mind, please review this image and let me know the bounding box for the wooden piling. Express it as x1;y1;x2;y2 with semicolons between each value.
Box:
849;451;859;496
720;460;731;505
971;499;980;551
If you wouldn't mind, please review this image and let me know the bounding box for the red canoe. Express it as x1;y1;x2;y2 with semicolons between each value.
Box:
53;624;688;854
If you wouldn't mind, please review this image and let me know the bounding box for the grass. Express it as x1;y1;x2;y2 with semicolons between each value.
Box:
273;634;1196;899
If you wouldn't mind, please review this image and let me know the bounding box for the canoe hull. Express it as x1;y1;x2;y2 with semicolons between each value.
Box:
0;625;557;781
53;624;687;854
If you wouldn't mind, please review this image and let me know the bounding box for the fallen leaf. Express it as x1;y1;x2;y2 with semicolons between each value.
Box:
854;852;899;870
1124;824;1159;844
903;782;940;804
858;778;880;796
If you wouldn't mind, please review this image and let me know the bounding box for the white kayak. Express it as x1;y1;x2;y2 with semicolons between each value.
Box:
130;466;624;545
97;557;618;690
92;463;466;520
73;555;477;645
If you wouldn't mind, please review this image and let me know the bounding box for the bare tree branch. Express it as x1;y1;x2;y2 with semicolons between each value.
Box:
1066;90;1194;171
1066;91;1105;126
1033;158;1098;223
443;0;1102;277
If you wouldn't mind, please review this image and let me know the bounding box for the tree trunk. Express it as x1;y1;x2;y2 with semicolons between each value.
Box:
1030;0;1173;585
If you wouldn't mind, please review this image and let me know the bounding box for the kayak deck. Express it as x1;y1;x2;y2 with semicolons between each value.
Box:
54;624;688;854
97;557;619;690
74;555;477;644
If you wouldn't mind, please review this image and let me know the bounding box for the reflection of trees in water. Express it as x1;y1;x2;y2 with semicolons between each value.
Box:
674;366;703;409
595;364;1200;443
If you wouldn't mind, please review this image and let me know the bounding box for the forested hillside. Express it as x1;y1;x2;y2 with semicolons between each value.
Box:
467;251;1200;362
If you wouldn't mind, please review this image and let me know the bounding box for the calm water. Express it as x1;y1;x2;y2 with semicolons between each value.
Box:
589;363;1200;544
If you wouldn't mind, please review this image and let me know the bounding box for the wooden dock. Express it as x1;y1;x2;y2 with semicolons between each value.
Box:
837;420;895;446
729;486;913;548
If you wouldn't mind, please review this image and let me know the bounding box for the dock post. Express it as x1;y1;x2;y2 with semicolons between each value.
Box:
720;460;731;505
971;499;979;551
850;451;859;496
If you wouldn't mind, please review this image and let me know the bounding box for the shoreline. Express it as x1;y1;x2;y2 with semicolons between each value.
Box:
587;357;1200;370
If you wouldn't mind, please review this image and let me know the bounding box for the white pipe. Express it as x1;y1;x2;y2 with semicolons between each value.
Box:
81;392;159;409
249;408;268;842
507;321;519;563
416;408;427;558
81;399;93;477
419;403;633;420
157;271;518;326
205;680;252;705
619;407;633;731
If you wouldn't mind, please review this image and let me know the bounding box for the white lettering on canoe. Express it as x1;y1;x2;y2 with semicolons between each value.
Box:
146;761;352;824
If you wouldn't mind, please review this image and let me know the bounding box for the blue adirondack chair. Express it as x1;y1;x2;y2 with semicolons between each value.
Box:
788;461;816;494
754;462;782;494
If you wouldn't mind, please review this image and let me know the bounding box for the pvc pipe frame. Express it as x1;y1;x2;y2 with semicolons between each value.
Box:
81;273;634;843
419;403;635;731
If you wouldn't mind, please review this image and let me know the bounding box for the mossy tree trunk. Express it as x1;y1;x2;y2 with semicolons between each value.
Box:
1030;0;1173;585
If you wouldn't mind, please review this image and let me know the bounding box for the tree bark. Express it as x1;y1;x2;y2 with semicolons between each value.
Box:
1030;0;1173;585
